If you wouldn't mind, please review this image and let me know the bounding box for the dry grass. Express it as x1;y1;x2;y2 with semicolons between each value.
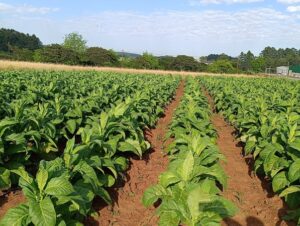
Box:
0;60;264;78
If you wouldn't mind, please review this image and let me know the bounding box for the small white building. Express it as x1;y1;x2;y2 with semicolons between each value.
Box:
276;66;289;76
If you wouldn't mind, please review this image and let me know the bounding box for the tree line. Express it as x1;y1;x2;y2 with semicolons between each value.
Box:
1;28;300;74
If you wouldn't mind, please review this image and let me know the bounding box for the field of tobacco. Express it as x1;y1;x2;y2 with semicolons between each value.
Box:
201;76;300;224
0;70;179;225
0;70;299;226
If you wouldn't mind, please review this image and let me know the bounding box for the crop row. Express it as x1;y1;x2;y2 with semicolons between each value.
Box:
0;71;180;225
142;77;237;225
201;76;300;224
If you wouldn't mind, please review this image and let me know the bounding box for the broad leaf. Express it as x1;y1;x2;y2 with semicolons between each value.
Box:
44;177;74;196
29;197;56;226
0;204;30;226
288;159;300;183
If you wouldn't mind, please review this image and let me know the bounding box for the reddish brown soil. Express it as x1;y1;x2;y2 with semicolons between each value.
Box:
86;80;185;226
0;190;25;218
203;89;295;226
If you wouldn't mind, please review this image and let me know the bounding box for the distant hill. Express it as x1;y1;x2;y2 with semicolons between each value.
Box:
117;51;140;58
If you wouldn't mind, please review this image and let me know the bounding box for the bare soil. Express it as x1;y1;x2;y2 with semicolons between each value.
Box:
203;89;295;226
85;80;185;226
0;190;25;218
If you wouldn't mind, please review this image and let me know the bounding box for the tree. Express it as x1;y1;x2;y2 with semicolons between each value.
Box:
0;28;42;51
34;44;80;65
8;46;34;61
171;55;199;71
251;57;265;73
206;53;234;62
133;52;159;69
63;32;87;54
83;47;119;66
158;56;176;70
238;51;255;72
208;59;236;74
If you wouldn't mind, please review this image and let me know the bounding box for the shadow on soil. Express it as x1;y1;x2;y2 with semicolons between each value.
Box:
224;215;296;226
224;216;264;226
242;156;296;226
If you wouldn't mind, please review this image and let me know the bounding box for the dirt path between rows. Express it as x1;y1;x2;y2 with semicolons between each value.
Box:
0;191;25;218
87;80;185;226
203;89;295;226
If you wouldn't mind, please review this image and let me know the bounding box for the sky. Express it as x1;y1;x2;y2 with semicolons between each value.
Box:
0;0;300;57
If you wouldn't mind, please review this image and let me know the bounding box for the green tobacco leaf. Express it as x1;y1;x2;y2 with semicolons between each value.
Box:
29;197;56;226
187;187;214;220
114;156;128;171
178;151;194;182
272;171;289;193
94;186;112;205
11;167;33;185
118;139;143;157
44;177;74;196
66;119;77;134
159;171;180;188
263;151;279;175
288;159;300;183
36;168;48;192
279;186;300;197
245;140;256;155
0;167;11;190
158;211;180;226
289;141;300;152
142;185;165;207
0;204;30;226
100;112;108;129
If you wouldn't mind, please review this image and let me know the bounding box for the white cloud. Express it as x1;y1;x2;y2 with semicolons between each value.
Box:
277;0;300;4
287;5;300;11
1;8;300;56
0;2;59;14
190;0;263;5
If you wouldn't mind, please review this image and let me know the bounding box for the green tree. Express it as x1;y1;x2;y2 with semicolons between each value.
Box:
251;57;266;73
171;55;199;71
238;51;255;72
208;59;235;74
9;46;34;61
83;47;119;66
0;28;42;51
133;52;159;69
63;32;87;54
158;56;176;70
34;44;80;65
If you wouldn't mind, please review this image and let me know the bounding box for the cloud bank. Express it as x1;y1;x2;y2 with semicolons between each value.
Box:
1;1;300;56
0;2;59;14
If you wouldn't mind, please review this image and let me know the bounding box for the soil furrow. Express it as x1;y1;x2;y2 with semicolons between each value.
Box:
203;88;294;226
88;80;185;226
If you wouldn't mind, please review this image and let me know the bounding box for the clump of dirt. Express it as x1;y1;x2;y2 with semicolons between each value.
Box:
86;80;185;226
203;89;295;226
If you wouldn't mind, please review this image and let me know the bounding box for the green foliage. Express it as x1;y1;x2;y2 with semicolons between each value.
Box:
171;55;200;71
201;76;300;223
143;78;237;225
0;28;42;52
0;70;180;225
251;56;266;73
34;44;80;65
63;32;87;54
158;56;176;70
261;47;300;68
83;47;119;66
133;52;160;69
208;59;236;74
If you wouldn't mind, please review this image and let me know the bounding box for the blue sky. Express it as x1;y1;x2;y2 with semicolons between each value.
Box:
1;0;300;57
